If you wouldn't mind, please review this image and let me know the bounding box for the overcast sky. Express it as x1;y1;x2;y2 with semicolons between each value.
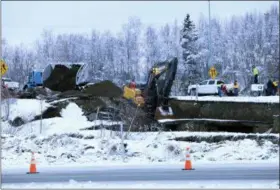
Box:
2;1;278;47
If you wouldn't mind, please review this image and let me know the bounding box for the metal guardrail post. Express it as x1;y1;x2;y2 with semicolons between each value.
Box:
120;123;125;162
196;84;198;101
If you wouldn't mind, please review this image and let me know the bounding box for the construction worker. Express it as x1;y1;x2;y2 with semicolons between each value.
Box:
217;82;224;97
129;79;136;89
233;80;239;96
266;79;274;96
272;80;278;95
134;89;144;106
278;81;280;95
252;65;259;84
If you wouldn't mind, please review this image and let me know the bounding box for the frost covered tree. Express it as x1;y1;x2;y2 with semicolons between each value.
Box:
143;26;161;74
120;17;142;81
2;4;278;91
263;5;279;80
160;24;173;60
180;14;200;89
102;31;118;80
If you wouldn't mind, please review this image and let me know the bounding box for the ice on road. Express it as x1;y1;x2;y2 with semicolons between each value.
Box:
2;180;279;189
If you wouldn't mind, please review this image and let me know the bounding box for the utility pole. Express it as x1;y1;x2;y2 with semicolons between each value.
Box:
207;0;212;79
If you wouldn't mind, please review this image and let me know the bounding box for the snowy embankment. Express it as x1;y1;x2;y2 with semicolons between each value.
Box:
2;180;279;189
1;99;51;122
1;99;279;169
1;100;121;135
171;95;280;103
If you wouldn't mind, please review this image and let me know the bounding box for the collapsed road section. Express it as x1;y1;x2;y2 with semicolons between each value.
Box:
156;96;279;133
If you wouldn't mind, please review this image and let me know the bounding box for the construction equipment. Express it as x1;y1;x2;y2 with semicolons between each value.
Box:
75;57;178;121
23;70;43;90
123;58;178;119
32;58;177;129
42;62;84;92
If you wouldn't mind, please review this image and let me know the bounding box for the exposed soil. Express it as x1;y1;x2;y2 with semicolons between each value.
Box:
43;64;81;92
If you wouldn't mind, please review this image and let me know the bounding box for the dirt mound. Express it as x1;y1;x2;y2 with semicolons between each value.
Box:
43;64;81;92
82;80;123;98
58;90;87;99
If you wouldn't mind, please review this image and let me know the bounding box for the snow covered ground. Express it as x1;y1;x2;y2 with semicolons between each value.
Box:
172;95;279;103
2;129;278;169
1;99;279;169
1;98;51;122
2;180;279;189
1;102;122;135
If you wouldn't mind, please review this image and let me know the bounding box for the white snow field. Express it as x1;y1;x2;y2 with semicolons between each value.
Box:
2;180;279;189
172;95;280;103
1;99;279;169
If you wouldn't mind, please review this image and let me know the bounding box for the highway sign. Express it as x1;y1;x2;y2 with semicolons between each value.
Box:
208;66;217;79
1;59;8;75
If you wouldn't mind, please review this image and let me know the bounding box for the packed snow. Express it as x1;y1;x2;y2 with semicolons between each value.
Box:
2;180;279;189
171;95;279;103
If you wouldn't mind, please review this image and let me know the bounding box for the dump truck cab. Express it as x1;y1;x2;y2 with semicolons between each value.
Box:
23;70;43;90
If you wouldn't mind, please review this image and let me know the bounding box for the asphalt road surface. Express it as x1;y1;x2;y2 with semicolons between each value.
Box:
2;163;279;184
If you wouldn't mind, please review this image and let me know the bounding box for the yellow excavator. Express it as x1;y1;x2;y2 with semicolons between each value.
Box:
122;57;178;119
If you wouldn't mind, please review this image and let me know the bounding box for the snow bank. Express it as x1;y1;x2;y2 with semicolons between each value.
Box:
1;99;50;122
2;102;121;136
61;102;88;123
172;95;279;103
2;180;279;189
2;129;279;169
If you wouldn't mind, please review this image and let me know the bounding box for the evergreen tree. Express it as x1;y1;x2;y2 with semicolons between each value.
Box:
180;14;200;88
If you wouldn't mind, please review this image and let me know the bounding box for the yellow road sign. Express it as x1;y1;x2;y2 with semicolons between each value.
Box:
208;66;217;79
1;59;8;76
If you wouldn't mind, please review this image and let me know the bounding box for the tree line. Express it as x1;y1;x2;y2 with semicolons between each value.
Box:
2;4;278;95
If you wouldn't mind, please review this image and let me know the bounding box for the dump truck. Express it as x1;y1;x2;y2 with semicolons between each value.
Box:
42;62;84;92
23;70;43;90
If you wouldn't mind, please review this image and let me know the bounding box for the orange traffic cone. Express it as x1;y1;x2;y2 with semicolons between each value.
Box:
27;152;39;174
182;147;194;170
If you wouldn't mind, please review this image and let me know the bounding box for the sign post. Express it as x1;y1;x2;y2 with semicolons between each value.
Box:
120;124;125;162
208;66;217;79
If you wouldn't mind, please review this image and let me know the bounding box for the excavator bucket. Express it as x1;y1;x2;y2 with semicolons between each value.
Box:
42;62;83;92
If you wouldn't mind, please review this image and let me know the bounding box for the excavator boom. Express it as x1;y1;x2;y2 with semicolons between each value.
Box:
143;57;178;118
